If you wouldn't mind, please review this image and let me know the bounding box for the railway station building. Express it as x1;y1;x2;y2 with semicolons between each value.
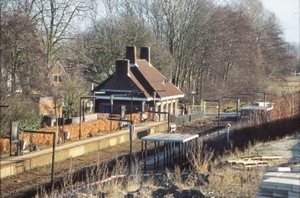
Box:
92;46;184;117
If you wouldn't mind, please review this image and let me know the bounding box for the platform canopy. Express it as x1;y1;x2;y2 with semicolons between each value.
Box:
141;133;199;143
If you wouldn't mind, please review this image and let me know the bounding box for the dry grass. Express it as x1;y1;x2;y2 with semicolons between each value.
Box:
36;138;289;198
187;140;257;197
37;126;299;197
201;166;264;197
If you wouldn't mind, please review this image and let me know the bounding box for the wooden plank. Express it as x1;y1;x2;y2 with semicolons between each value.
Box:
228;159;268;167
241;155;282;161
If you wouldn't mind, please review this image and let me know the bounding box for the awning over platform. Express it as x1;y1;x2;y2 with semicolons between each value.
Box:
141;133;199;143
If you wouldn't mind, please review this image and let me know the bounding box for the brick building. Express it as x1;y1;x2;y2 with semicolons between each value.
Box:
92;46;184;116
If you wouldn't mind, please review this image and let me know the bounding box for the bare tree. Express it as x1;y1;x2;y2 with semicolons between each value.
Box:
287;43;300;75
233;0;291;89
10;0;94;69
1;11;50;95
0;5;50;135
69;12;156;85
200;6;258;98
0;0;9;102
37;0;94;68
57;67;89;118
100;0;215;92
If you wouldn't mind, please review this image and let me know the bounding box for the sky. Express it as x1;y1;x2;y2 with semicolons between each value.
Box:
261;0;299;45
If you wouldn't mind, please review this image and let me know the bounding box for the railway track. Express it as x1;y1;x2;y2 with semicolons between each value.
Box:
1;140;147;198
0;119;221;198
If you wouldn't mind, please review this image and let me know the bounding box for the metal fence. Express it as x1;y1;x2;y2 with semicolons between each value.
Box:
169;111;204;125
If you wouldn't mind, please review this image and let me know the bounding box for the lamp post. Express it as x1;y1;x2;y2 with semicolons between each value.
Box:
204;100;220;135
131;92;133;121
153;91;156;111
108;118;134;174
53;99;61;145
191;91;196;113
129;122;134;174
110;94;114;132
23;130;56;192
223;96;240;123
79;96;97;139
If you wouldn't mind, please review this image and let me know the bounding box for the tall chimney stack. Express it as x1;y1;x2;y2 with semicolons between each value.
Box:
126;46;136;65
140;47;150;64
115;59;130;75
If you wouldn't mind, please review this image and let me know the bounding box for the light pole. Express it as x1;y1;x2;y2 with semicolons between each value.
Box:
129;122;134;174
153;91;156;111
53;99;61;145
191;91;196;113
131;92;133;121
223;96;240;123
23;130;56;192
110;94;114;132
79;96;97;139
108;118;133;174
204;100;221;135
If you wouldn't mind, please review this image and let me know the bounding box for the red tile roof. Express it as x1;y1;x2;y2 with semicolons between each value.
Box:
93;46;184;101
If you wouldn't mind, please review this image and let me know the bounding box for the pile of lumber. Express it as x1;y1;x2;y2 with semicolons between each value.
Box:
227;155;283;168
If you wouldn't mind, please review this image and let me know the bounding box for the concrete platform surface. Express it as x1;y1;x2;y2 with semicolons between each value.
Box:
0;121;169;179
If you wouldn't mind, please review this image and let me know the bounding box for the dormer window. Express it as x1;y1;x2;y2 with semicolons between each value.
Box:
53;74;62;83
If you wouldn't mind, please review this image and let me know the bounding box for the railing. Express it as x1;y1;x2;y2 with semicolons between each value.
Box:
169;111;204;125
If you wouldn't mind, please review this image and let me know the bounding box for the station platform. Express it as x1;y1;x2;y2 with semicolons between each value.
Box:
0;121;169;179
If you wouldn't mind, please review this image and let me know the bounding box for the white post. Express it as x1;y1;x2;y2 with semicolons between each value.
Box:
226;123;231;147
56;115;58;145
191;91;196;113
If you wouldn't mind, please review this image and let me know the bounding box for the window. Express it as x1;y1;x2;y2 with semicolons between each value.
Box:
53;75;62;83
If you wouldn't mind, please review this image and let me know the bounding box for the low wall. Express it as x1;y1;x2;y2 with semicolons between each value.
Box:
0;113;149;154
0;122;168;179
72;113;98;124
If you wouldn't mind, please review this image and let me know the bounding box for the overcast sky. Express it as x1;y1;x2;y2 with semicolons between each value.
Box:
261;0;299;45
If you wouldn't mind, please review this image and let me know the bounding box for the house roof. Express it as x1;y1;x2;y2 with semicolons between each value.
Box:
50;61;70;88
93;46;184;101
51;61;68;76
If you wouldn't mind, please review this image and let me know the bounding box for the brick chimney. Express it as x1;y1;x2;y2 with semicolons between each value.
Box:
115;59;130;75
140;46;150;64
126;46;136;65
